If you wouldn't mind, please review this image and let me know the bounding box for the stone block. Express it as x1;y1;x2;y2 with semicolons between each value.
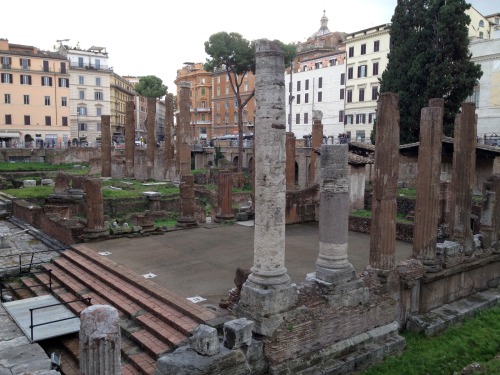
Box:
223;318;254;349
23;180;36;188
40;179;55;186
235;212;248;221
189;324;220;356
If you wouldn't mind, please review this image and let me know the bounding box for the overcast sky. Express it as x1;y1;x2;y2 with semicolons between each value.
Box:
1;0;497;92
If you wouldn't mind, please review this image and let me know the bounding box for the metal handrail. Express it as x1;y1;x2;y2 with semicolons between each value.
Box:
29;297;91;341
0;269;52;301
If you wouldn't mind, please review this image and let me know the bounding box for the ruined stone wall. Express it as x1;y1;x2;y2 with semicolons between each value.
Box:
348;216;414;242
38;213;85;246
349;165;366;211
103;197;179;218
285;185;319;224
12;200;42;227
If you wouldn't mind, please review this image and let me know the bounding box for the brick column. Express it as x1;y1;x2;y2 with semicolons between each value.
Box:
237;39;297;336
176;174;197;228
412;99;443;267
146;97;156;180
308;111;323;186
285;132;296;191
177;83;191;176
164;93;175;178
83;178;108;239
215;171;234;222
101;115;111;178
369;93;399;270
125;100;135;178
481;176;500;252
54;172;70;194
80;305;121;375
451;102;477;254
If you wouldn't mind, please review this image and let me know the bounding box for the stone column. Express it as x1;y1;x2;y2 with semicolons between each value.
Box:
237;39;297;336
215;171;235;222
451;102;477;254
369;92;400;270
285;132;296;191
125;100;135;178
177;83;191;176
176;174;197;228
315;144;356;281
101;115;112;178
412;99;443;267
481;176;500;252
308;111;323;186
83;178;107;239
164;93;175;178
54;172;70;194
146;97;156;180
80;305;121;375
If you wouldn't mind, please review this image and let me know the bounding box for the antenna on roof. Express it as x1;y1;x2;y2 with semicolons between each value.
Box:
56;39;70;45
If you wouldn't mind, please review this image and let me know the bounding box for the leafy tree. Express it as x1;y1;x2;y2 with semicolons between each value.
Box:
380;0;482;144
204;32;296;172
134;75;167;98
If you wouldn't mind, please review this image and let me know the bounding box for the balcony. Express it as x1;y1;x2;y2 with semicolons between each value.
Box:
191;107;211;113
69;61;111;71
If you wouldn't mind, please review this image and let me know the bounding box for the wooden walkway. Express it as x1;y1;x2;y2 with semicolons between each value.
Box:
2;294;80;342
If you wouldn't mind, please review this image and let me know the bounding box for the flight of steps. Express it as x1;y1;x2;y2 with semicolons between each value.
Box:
19;244;218;375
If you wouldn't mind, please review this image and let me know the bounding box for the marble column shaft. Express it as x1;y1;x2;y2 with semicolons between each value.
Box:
216;171;234;221
412;100;443;260
285;132;296;191
125;101;135;178
84;178;104;230
451;103;477;252
146;97;156;180
369;92;399;270
101;115;111;178
80;305;121;375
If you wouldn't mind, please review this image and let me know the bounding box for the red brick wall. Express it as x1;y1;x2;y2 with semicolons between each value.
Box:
12;200;42;227
349;216;414;242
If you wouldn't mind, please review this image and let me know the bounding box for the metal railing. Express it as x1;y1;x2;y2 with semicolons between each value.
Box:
0;269;52;302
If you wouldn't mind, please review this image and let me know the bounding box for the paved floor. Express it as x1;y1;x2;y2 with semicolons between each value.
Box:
84;221;413;306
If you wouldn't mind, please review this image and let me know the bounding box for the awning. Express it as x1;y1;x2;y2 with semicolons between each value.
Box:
0;132;21;138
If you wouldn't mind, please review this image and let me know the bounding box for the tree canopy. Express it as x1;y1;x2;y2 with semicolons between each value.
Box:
134;75;168;98
380;0;482;144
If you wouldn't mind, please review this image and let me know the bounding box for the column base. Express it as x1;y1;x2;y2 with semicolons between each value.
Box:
314;262;357;284
234;279;298;336
82;227;109;240
214;214;235;223
176;217;198;228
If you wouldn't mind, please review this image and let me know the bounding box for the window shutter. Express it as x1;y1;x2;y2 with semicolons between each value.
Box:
49;77;52;86
28;59;31;67
28;76;32;85
1;75;3;83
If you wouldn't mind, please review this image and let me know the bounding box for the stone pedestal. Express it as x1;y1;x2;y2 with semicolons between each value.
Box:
144;191;162;212
80;305;121;375
101;115;112;178
215;171;235;222
125;100;135;178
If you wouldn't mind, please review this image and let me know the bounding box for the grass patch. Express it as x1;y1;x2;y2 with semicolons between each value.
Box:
101;179;179;199
1;186;53;199
363;307;500;375
397;188;417;199
351;210;413;223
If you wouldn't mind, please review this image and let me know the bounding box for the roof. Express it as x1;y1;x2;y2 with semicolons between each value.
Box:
349;152;373;165
399;136;500;157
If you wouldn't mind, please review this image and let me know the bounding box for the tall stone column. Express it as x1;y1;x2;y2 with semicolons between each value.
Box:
285;132;296;191
481;176;500;252
412;99;443;266
451;102;477;254
308;111;323;186
369;93;399;270
146;97;156;180
101;115;111;178
215;171;235;222
164;93;175;179
125;100;135;178
176;174;198;228
80;305;121;375
177;83;192;176
237;39;297;336
83;178;108;239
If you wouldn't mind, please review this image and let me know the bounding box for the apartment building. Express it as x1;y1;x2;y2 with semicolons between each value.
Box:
0;38;70;147
174;63;213;142
110;72;135;138
58;44;111;144
344;24;391;142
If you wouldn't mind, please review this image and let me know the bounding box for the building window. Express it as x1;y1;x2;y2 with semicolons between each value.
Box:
359;88;365;102
479;31;484;39
62;116;68;126
225;101;229;110
297;81;301;91
234;99;238;108
225;113;229;125
345;115;353;124
44;96;51;105
1;56;11;68
225;86;229;95
95;91;103;100
348;67;353;80
1;73;13;84
23;95;30;105
43;60;49;72
374;40;380;52
77;106;87;115
217;87;220;96
369;113;376;123
95;59;101;69
96;107;102;116
60;62;66;73
356;114;366;124
348;46;354;57
372;86;379;100
79;76;84;84
340;88;345;100
96;77;101;86
340;73;345;85
4;94;10;104
78;57;84;68
318;77;323;88
62;96;67;106
330;58;337;66
45;116;51;126
479;20;484;27
42;76;52;86
304;112;309;124
79;90;85;100
315;62;321;69
5;114;12;124
305;93;309;103
234;111;238;124
58;78;69;87
318;91;322;102
201;101;206;108
79;123;87;131
373;62;379;76
244;82;248;91
466;82;480;108
296;113;300;124
339;110;344;123
96;123;101;131
217;76;221;83
361;44;366;55
305;79;309;90
20;58;30;70
358;65;367;78
296;94;301;104
356;130;366;141
347;90;353;103
201;87;206;95
24;115;30;125
20;75;32;85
